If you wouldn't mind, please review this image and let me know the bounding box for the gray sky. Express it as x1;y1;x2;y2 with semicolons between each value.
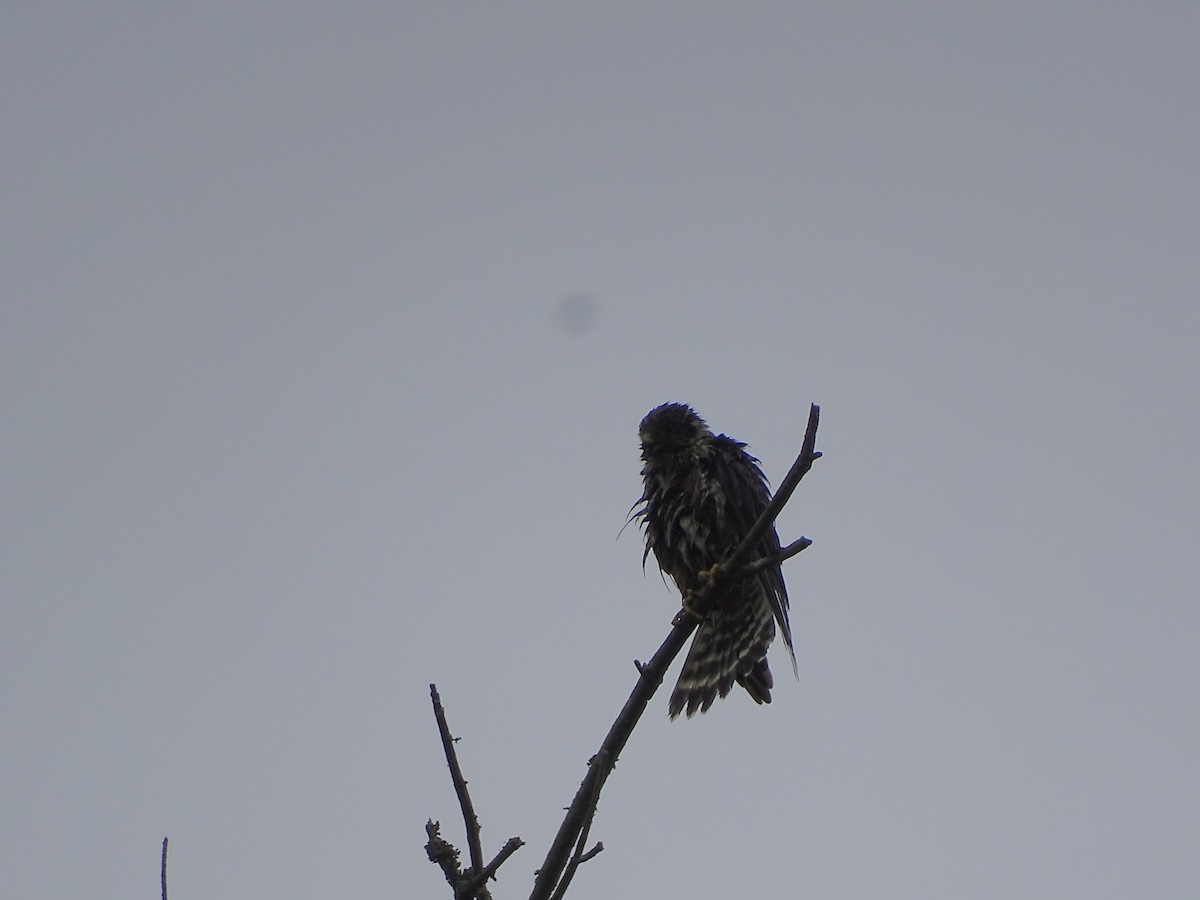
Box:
4;4;1198;898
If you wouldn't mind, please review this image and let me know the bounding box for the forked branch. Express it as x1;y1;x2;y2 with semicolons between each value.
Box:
427;685;524;900
431;685;487;878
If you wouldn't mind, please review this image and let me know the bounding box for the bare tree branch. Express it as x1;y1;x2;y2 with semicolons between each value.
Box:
549;841;603;900
743;536;813;575
425;821;467;893
427;686;524;899
528;403;822;900
160;837;168;900
574;844;604;865
458;837;526;899
430;684;487;879
549;751;609;900
528;623;691;900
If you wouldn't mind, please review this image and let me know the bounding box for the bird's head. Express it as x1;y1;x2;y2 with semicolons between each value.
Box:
638;403;711;460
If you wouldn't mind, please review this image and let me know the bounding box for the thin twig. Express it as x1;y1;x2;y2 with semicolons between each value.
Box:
528;403;821;900
549;751;610;900
430;685;486;879
743;536;813;575
428;687;525;899
575;843;604;865
160;837;168;900
457;837;526;899
550;841;604;900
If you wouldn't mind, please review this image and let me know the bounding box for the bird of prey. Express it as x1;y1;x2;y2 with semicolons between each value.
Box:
633;402;796;718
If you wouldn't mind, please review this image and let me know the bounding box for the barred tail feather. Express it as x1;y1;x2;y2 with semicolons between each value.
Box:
669;592;776;719
736;657;774;705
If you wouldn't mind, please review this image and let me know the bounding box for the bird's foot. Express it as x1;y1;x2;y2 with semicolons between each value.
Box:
673;590;709;626
672;565;723;625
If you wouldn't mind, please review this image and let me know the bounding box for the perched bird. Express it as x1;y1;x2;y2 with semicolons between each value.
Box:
633;403;796;718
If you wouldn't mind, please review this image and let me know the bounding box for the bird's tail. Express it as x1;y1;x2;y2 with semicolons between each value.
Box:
669;590;776;719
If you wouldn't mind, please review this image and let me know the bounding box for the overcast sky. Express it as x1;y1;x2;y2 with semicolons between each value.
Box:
4;4;1199;898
